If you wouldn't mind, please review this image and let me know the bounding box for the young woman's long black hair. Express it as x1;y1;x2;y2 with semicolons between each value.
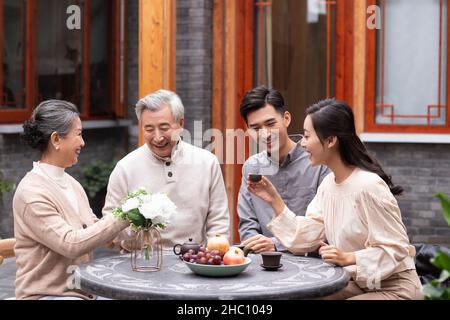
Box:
306;98;403;196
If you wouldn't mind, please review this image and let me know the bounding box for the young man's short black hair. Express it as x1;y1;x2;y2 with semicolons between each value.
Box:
239;86;286;123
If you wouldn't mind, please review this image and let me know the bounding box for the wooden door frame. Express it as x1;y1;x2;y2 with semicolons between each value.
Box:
138;0;176;145
212;0;254;244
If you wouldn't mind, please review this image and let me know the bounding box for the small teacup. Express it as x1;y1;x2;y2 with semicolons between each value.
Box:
249;174;262;182
261;251;282;267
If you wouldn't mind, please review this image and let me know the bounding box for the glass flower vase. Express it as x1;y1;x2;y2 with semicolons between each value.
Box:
131;227;162;272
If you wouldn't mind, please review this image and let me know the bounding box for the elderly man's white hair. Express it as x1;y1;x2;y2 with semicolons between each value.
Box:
135;89;185;122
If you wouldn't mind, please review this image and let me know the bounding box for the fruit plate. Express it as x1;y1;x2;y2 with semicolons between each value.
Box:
184;257;252;277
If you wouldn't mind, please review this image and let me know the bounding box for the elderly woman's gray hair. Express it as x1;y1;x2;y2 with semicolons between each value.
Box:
135;89;185;122
22;100;80;152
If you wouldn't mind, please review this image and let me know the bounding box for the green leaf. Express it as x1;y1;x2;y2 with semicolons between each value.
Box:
423;284;445;300
127;208;145;227
423;194;450;300
80;160;117;199
0;171;15;195
434;193;450;226
432;251;450;273
443;288;450;300
113;208;126;220
431;279;440;287
436;270;450;284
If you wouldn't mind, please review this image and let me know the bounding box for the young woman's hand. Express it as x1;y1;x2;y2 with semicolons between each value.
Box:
319;241;356;267
247;176;286;216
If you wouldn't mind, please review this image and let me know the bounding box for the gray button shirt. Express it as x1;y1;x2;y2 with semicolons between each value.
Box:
237;142;330;250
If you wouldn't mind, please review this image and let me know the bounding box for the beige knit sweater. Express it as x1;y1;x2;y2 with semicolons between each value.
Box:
103;141;230;249
13;170;129;300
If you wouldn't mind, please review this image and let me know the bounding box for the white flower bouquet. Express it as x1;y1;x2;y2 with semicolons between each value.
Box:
113;187;176;232
113;188;176;261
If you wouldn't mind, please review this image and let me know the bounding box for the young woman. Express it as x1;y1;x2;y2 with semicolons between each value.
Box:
13;100;129;300
247;99;422;300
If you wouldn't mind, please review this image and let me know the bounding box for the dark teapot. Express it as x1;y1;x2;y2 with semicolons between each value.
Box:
235;244;253;257
173;238;201;257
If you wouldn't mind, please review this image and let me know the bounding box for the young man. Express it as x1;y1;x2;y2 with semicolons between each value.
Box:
103;89;230;249
238;86;329;253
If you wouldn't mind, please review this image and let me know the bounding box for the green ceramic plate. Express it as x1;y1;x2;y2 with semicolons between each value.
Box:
184;257;252;277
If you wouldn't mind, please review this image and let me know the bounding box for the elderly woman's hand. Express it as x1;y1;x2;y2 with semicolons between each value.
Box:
247;176;286;216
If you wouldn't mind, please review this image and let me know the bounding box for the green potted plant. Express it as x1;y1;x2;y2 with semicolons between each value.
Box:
422;193;450;300
81;160;117;218
0;170;15;205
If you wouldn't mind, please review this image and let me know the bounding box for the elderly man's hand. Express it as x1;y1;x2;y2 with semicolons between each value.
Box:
242;234;276;253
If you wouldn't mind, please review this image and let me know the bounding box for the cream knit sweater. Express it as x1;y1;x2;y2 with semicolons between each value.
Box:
13;170;129;300
103;141;231;249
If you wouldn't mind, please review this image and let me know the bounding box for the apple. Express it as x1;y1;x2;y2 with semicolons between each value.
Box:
223;247;245;265
207;235;230;257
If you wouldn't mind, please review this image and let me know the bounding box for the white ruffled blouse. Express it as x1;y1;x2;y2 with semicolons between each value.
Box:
267;168;416;288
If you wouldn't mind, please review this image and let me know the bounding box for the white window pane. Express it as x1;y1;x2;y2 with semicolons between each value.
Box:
36;0;83;107
376;0;447;126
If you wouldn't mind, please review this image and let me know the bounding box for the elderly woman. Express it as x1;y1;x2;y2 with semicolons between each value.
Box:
13;100;129;300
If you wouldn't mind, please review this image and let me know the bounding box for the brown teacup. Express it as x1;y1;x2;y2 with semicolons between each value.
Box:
261;251;282;267
249;174;262;182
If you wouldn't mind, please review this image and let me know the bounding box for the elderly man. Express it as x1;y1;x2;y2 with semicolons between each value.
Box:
103;89;230;248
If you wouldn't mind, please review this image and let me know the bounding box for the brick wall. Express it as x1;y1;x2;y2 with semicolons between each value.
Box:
176;0;213;147
0;134;39;238
366;143;450;247
126;0;139;148
0;128;128;238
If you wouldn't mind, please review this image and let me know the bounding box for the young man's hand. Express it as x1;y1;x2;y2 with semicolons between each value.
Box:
242;234;276;253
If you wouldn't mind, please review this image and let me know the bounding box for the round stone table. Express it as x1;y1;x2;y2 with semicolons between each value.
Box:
75;251;349;300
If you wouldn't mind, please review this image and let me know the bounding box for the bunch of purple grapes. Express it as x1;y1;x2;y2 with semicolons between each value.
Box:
182;246;223;265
